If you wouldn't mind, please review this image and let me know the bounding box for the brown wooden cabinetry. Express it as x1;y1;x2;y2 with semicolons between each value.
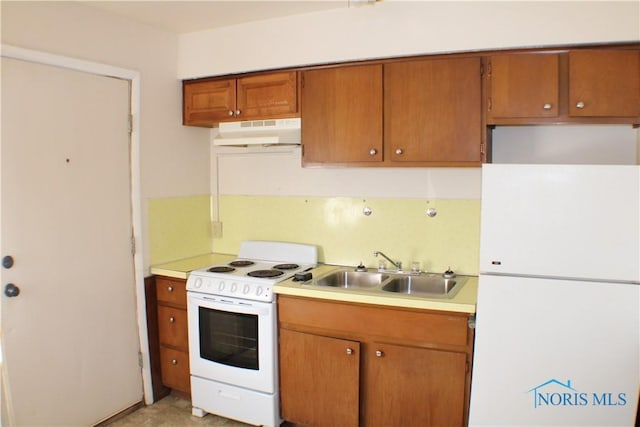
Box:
301;57;483;166
301;64;383;165
486;48;640;124
384;57;483;165
279;329;360;427
183;71;298;126
568;49;640;118
155;276;190;396
278;295;474;427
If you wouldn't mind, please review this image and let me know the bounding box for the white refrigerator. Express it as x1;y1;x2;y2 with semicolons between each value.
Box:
469;164;639;426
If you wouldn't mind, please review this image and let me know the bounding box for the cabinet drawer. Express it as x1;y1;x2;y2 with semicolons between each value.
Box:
160;347;190;393
278;295;470;348
157;305;188;350
156;277;187;307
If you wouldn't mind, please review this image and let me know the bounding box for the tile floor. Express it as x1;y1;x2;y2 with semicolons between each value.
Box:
107;395;252;427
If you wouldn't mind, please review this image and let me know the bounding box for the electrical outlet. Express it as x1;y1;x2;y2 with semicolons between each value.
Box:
212;221;223;238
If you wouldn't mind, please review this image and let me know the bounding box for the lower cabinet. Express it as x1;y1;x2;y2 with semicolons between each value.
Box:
278;295;474;427
155;276;191;397
280;329;360;427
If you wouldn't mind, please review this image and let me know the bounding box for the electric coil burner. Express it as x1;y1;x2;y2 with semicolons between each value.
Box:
186;241;318;427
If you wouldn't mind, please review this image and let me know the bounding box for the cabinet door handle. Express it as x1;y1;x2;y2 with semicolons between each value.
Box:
235;109;241;116
167;286;173;292
169;317;175;323
369;148;377;156
543;103;553;110
346;348;354;355
171;359;178;365
395;148;403;155
375;350;384;357
576;101;585;109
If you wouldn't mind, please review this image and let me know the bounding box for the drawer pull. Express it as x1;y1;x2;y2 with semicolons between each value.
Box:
171;359;178;365
375;350;384;357
167;286;173;292
169;317;175;323
346;348;354;355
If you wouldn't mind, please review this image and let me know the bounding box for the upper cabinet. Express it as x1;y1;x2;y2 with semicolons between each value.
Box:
486;48;640;124
384;57;483;165
300;64;383;165
301;57;483;167
486;53;560;120
183;71;298;127
568;50;640;118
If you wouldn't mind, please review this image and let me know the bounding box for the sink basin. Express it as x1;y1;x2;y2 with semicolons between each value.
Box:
312;270;388;289
382;275;466;298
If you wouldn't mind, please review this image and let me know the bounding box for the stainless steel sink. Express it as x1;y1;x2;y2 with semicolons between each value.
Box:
306;267;468;299
312;270;388;289
381;275;466;297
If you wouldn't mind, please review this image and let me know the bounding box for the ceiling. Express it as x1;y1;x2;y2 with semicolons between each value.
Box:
85;1;350;34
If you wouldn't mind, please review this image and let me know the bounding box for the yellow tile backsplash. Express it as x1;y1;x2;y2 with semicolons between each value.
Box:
148;195;212;265
214;196;481;275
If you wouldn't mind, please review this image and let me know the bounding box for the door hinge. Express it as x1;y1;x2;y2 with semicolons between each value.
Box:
468;314;476;329
480;143;486;155
128;114;133;135
138;351;143;368
130;235;136;255
301;73;305;90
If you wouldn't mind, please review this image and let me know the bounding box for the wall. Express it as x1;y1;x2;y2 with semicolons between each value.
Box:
1;1;212;270
178;1;640;78
212;147;481;274
184;1;639;272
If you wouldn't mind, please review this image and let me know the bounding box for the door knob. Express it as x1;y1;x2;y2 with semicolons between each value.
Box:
4;283;20;297
2;256;14;269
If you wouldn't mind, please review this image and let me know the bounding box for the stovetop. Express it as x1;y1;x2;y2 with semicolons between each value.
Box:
186;241;317;302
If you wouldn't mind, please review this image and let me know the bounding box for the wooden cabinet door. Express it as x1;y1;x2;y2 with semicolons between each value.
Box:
156;277;187;306
236;72;297;119
385;57;482;164
363;343;468;427
301;64;383;165
569;49;640;117
487;53;559;120
159;347;191;393
157;306;189;350
279;328;360;427
183;79;236;126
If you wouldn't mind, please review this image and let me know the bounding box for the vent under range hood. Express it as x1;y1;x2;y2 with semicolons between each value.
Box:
213;118;301;146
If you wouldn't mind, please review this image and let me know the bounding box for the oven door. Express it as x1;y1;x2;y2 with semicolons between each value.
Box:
187;291;277;393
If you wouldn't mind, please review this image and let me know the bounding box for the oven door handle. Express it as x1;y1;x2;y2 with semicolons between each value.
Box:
188;295;271;316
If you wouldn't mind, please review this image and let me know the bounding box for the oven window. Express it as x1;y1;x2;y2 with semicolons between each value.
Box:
198;306;259;370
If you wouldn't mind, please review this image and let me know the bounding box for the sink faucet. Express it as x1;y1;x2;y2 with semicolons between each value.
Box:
373;251;402;271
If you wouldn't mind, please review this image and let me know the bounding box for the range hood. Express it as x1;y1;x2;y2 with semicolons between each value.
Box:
212;118;301;146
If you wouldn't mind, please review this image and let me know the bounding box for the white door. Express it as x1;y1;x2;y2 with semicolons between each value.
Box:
1;57;143;425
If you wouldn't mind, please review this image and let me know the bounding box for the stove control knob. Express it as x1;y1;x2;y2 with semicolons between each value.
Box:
243;284;251;294
218;281;226;291
256;286;264;296
193;277;203;289
230;282;238;293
